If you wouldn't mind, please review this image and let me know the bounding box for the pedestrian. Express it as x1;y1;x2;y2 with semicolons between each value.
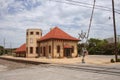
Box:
82;48;88;63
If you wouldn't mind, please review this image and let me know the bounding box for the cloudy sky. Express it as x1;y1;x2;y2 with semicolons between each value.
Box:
0;0;120;48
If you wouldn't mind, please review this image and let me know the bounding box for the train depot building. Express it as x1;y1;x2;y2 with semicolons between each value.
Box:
15;27;80;58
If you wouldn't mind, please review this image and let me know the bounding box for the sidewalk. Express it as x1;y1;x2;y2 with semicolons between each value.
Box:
0;55;117;65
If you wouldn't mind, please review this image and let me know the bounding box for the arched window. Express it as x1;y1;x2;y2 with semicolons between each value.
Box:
40;47;42;53
36;47;38;53
36;32;39;35
71;46;74;53
57;45;60;53
49;46;51;53
30;47;33;54
30;32;33;35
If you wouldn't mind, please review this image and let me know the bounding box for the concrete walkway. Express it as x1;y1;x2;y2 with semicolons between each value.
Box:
0;55;119;65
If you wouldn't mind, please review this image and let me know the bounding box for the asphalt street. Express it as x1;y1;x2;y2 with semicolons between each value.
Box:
0;64;120;80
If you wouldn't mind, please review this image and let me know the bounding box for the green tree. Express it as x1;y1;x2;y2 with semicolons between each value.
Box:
78;38;120;55
0;45;4;55
117;43;120;55
87;38;108;55
77;43;84;55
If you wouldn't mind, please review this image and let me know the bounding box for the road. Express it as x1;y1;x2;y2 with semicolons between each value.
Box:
0;63;120;80
52;64;120;76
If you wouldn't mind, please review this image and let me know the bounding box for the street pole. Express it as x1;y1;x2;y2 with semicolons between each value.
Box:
112;0;118;62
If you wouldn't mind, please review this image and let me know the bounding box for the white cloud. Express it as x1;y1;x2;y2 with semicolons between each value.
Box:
0;0;120;48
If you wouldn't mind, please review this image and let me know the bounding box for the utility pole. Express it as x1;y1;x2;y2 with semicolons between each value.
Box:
112;0;118;62
86;0;96;44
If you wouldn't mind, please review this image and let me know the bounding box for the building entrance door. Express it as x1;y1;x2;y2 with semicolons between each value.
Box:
43;47;46;56
64;48;71;57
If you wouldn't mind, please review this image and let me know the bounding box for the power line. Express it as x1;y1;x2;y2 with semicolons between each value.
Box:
50;0;94;8
118;0;120;7
49;0;120;14
66;0;120;12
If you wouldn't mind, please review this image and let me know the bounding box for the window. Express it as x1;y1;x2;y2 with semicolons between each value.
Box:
30;47;33;54
26;38;28;44
30;32;33;35
40;47;42;53
26;47;28;53
49;46;51;53
30;38;33;43
41;33;42;36
43;47;46;56
36;47;38;53
71;46;74;53
36;32;39;35
26;32;28;35
57;45;60;53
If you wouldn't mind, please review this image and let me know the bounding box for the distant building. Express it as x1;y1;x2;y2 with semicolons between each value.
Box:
15;27;80;58
105;35;120;43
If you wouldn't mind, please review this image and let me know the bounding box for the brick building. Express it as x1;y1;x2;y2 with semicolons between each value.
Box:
15;27;80;58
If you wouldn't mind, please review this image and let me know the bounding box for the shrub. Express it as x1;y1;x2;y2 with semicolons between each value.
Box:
117;59;120;62
111;59;115;63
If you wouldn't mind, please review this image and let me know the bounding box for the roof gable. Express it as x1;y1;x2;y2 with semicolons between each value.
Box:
39;27;79;41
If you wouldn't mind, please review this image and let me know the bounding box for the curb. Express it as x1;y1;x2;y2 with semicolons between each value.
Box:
0;57;50;65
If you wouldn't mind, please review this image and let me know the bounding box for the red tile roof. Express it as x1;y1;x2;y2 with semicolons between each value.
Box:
39;27;80;41
15;43;26;53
